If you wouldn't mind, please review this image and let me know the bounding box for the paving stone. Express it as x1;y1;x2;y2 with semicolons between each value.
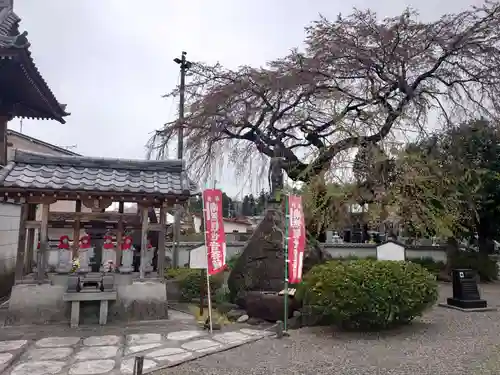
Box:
120;358;157;374
0;352;12;365
126;333;162;345
213;331;250;345
167;330;204;341
146;347;186;358
83;335;120;347
10;361;65;375
156;352;193;362
69;359;116;375
0;340;27;352
239;328;267;336
26;347;73;360
75;346;119;360
181;339;220;352
196;344;225;353
125;343;162;355
35;336;80;348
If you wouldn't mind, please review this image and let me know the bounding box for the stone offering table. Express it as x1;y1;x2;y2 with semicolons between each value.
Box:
63;291;117;328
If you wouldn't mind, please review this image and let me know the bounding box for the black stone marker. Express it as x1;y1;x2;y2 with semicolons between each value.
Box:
447;269;487;309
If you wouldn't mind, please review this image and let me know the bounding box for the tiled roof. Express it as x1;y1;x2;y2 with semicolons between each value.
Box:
0;6;69;123
0;150;199;197
7;129;81;156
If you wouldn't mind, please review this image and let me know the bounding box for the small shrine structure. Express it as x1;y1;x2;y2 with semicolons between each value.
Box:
0;150;198;325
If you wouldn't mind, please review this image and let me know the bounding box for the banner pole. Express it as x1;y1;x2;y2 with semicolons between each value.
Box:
284;194;289;333
201;188;213;333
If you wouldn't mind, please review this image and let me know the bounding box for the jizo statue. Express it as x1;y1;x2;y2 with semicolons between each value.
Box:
56;235;72;273
101;234;116;272
119;235;134;273
77;234;92;273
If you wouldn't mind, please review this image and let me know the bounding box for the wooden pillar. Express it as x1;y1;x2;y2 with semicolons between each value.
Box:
139;205;148;280
72;200;81;258
14;202;28;281
24;204;37;274
116;201;124;267
157;203;167;276
37;203;49;281
0;115;9;166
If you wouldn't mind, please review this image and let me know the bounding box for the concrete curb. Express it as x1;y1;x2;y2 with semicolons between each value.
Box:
146;330;275;373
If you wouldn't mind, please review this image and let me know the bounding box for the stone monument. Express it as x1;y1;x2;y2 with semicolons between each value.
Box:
77;234;92;273
119;235;134;273
56;235;72;273
228;152;331;310
100;233;116;272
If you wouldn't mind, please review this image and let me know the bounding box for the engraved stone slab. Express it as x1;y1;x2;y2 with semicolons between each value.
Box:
120;358;157;374
75;346;119;360
167;330;204;341
83;335;120;347
69;359;116;375
196;344;224;353
213;332;250;345
0;340;27;352
156;352;193;362
11;361;65;375
26;347;73;360
181;339;220;352
126;333;162;345
125;343;162;355
36;337;80;348
146;347;186;358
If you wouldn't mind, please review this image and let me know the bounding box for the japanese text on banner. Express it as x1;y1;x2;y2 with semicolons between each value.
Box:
287;195;306;284
203;189;227;275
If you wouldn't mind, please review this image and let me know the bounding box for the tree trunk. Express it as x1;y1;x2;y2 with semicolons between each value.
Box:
445;236;459;276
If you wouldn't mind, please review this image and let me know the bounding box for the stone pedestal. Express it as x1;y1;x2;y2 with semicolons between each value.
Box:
100;248;116;272
110;280;168;321
78;248;92;273
120;249;134;273
56;249;72;273
6;284;68;325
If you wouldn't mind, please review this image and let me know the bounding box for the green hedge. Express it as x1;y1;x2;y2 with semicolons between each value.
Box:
297;259;438;330
165;268;224;301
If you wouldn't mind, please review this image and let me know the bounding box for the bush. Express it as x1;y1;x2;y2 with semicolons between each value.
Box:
165;267;195;280
450;252;498;282
409;257;445;277
226;253;240;271
297;259;438;330
175;269;224;302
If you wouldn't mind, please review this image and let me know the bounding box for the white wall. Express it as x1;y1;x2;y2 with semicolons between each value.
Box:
192;216;250;233
0;202;21;295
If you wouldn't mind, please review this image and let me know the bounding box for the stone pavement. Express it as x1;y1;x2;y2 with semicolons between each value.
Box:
0;328;273;374
0;308;274;375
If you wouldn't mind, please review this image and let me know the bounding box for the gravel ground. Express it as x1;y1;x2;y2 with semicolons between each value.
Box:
156;283;500;375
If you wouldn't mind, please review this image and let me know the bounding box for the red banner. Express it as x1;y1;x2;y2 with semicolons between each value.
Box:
203;189;227;275
288;195;306;284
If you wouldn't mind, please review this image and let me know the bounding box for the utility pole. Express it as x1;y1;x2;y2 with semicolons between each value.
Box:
174;51;192;159
172;51;192;268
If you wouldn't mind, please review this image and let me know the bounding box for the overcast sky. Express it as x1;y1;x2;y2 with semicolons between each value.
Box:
11;0;480;198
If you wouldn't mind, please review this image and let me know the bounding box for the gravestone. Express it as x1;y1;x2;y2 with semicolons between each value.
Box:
446;269;488;309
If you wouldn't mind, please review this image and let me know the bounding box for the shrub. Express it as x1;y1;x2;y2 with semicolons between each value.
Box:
176;269;224;301
297;259;438;330
226;253;240;271
449;252;498;282
409;257;445;277
165;267;195;280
